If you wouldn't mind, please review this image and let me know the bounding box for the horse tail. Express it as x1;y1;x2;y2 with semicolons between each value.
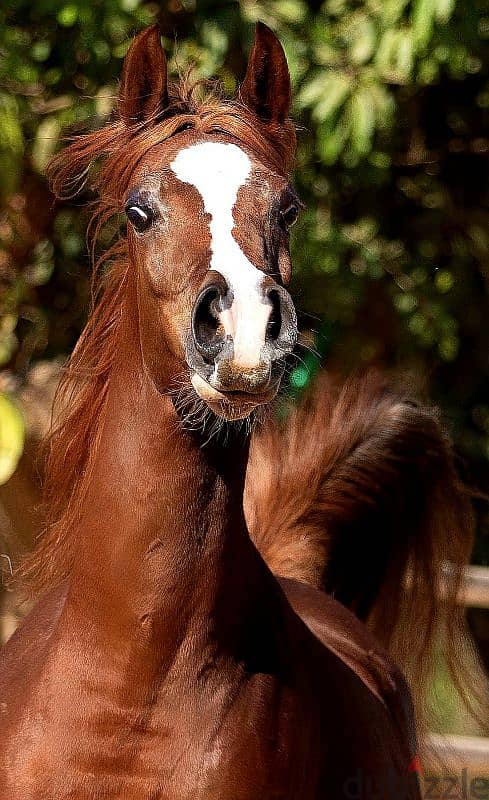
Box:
246;371;487;729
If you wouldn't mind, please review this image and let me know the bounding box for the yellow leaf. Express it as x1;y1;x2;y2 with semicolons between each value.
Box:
0;393;25;486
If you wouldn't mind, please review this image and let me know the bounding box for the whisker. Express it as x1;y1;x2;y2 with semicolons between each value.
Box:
296;340;321;359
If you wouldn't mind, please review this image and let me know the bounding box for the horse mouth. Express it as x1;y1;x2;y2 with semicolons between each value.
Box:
190;373;279;420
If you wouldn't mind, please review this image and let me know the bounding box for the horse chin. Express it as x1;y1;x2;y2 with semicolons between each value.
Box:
190;373;278;420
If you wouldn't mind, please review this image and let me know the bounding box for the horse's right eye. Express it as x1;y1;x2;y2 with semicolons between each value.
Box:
125;204;153;233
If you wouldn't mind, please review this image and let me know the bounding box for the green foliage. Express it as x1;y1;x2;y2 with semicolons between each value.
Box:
0;0;488;551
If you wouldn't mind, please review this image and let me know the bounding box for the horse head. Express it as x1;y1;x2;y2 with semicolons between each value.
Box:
118;24;299;420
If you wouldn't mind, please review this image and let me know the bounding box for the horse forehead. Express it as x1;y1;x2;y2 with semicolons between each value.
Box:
170;141;254;208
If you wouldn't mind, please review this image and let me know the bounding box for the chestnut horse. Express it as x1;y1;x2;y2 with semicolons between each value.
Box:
0;24;478;800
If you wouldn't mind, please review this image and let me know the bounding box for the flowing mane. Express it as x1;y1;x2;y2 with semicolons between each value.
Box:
19;77;297;593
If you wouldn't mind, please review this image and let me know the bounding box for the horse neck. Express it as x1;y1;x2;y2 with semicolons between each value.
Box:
64;288;268;678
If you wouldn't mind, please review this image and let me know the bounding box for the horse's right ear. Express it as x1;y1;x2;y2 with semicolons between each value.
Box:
118;25;168;126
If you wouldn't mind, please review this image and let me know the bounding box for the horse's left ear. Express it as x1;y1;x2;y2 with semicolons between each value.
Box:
118;25;168;126
240;22;291;124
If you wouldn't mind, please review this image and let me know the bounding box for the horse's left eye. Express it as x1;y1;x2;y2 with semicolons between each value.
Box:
125;204;153;233
281;204;299;230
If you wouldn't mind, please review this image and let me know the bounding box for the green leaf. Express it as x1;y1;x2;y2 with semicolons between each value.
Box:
375;29;399;78
201;21;228;58
0;95;23;156
0;393;24;486
317;114;350;164
412;0;436;50
368;84;396;127
31;41;51;62
435;0;456;23
381;0;411;26
418;57;439;83
396;30;414;80
349;19;376;66
394;293;418;313
376;29;415;83
434;269;454;293
271;0;308;24
297;73;329;107
439;334;459;361
57;4;79;27
314;75;352;122
32;117;61;173
350;87;375;156
298;72;351;123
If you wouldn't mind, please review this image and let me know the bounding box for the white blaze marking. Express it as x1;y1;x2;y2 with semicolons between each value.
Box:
170;141;271;370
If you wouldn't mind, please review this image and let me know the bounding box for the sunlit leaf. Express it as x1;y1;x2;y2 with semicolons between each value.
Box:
315;77;352;121
0;95;23;155
32;117;61;173
381;0;411;26
439;335;459;361
349;18;376;65
412;0;435;50
0;393;24;486
368;83;396;126
435;270;455;293
350;87;375;156
394;293;418;313
57;4;78;27
396;30;414;80
31;41;51;62
435;0;456;23
271;0;307;24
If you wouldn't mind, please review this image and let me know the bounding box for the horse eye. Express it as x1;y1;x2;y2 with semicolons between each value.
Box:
125;204;153;233
281;204;299;230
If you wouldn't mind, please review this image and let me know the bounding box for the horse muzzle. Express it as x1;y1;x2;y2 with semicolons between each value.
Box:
186;271;297;418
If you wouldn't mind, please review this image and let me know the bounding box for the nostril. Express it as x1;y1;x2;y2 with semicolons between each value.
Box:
196;288;219;336
265;284;297;356
266;290;282;341
192;285;226;361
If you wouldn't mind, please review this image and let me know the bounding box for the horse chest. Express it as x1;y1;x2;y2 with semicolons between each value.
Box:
1;661;320;800
67;683;318;800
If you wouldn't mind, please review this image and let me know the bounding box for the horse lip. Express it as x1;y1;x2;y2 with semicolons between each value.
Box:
190;372;279;411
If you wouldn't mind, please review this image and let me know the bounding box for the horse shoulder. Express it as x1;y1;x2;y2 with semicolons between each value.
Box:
279;576;417;750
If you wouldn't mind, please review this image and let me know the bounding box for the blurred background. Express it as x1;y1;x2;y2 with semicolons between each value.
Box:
0;0;488;730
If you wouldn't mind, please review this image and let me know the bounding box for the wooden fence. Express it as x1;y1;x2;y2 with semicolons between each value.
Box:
444;564;489;610
427;564;489;777
427;733;489;776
